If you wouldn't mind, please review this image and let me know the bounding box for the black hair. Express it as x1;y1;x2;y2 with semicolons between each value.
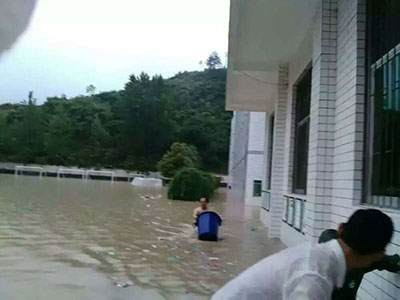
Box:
340;209;394;255
200;197;209;203
318;229;338;244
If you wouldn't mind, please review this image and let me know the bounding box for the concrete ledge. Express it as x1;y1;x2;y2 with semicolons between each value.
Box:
260;208;270;227
245;197;262;206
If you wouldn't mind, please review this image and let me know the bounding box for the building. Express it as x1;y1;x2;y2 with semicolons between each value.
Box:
228;111;266;206
227;0;400;298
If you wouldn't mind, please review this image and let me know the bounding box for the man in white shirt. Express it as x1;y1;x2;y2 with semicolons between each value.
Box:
212;209;394;300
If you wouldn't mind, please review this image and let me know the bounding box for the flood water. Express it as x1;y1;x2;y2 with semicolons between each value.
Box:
0;175;285;299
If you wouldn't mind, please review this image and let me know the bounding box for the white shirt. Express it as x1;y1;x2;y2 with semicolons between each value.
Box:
212;240;346;300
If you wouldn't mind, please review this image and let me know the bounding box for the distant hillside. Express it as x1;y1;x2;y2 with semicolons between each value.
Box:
166;69;231;172
0;68;231;173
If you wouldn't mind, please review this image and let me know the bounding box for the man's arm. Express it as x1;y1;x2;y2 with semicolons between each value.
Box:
193;208;198;219
284;273;332;300
368;254;400;273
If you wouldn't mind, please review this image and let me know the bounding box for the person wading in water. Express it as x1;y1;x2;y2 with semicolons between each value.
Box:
193;197;209;224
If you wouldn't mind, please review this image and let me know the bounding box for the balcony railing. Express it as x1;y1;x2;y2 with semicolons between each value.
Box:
261;190;271;211
283;195;306;234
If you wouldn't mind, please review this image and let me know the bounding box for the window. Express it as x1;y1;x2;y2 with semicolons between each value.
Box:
365;0;400;208
267;114;274;190
253;180;262;197
293;68;312;194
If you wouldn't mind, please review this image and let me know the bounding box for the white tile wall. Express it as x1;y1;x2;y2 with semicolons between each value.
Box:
282;84;296;195
245;153;264;205
248;112;266;152
228;0;400;298
281;222;307;247
228;111;266;205
263;114;272;192
332;0;400;299
228;111;249;193
259;1;400;298
269;65;289;238
260;208;270;228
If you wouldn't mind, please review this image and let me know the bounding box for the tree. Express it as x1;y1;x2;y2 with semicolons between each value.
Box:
167;167;218;201
167;68;231;172
66;96;111;166
118;73;175;171
86;85;96;95
10;92;45;163
44;106;75;164
206;52;222;70
0;112;12;160
0;68;231;173
157;142;200;178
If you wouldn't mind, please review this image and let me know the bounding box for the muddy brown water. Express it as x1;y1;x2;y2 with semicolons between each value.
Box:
0;175;285;299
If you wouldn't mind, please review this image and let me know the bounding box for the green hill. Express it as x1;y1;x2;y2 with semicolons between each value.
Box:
0;68;231;173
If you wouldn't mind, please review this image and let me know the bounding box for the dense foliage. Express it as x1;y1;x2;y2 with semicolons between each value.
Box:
167;167;218;201
0;67;231;173
156;142;200;178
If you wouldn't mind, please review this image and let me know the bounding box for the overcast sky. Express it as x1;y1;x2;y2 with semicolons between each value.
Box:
0;0;229;103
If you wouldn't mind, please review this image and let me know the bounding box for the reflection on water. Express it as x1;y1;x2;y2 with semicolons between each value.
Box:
0;175;285;299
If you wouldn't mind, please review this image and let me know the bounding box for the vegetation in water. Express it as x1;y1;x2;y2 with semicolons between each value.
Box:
0;54;231;173
167;167;218;201
156;142;200;178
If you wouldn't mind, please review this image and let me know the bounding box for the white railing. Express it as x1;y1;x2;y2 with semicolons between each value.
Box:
127;173;144;182
261;190;271;211
368;195;400;209
57;168;86;179
283;195;306;234
15;166;46;177
85;170;115;182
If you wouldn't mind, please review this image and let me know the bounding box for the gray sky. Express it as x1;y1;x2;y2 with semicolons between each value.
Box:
0;0;229;103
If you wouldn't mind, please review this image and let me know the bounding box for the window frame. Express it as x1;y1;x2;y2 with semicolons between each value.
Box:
364;0;400;208
267;114;274;190
292;66;312;195
253;180;262;197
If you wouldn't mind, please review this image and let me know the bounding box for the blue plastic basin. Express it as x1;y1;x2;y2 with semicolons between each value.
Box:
197;211;222;242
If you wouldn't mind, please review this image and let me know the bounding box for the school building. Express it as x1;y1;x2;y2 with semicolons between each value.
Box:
227;0;400;299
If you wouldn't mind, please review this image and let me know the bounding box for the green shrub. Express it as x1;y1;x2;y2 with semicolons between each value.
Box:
157;142;200;178
167;167;217;201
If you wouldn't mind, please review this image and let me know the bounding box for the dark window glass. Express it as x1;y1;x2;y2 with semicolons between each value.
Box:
253;180;262;197
267;114;274;190
365;0;400;208
368;0;400;63
293;68;312;195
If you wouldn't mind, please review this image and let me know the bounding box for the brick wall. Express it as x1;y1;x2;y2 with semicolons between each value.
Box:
282;83;296;195
332;0;365;219
231;1;400;296
262;114;271;191
332;0;400;299
268;65;289;238
303;0;338;241
264;2;400;298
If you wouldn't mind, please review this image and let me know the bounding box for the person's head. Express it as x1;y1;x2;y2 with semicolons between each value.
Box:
337;209;394;269
318;229;338;243
199;197;209;209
